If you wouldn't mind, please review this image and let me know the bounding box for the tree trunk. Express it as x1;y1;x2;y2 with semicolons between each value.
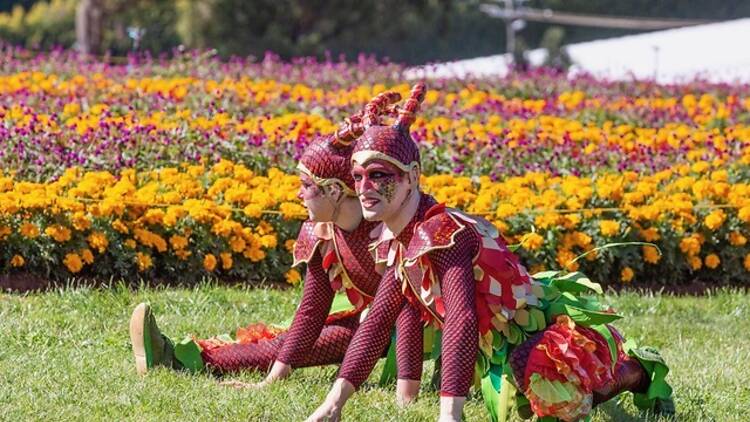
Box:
76;0;104;55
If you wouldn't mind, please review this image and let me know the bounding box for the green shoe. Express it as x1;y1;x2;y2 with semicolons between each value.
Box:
129;302;176;374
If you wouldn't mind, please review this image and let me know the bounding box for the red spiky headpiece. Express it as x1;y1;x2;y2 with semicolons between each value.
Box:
297;90;402;195
351;82;426;173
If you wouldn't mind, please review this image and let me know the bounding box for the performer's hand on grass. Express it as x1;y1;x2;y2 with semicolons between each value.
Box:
305;378;354;422
219;361;292;390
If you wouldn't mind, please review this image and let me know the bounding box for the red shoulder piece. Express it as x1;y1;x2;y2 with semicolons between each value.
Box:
292;221;324;266
403;207;465;261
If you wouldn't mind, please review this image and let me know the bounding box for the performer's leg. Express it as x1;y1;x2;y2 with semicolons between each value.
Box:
202;314;360;373
129;303;178;374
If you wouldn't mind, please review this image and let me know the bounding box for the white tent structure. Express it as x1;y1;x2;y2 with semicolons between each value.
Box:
407;18;750;84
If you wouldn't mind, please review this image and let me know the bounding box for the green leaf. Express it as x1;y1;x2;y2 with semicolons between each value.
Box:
550;272;603;295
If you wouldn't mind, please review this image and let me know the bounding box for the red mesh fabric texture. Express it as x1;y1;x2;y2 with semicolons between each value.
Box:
427;227;481;397
202;220;381;373
299;136;356;191
202;313;360;373
337;267;407;388
338;194;437;388
395;298;424;381
353;125;420;168
334;219;382;298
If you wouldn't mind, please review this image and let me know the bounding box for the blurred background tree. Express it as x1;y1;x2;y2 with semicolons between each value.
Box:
1;0;749;63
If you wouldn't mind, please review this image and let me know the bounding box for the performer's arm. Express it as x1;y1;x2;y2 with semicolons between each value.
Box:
271;249;334;379
395;299;423;404
428;228;480;421
307;267;405;420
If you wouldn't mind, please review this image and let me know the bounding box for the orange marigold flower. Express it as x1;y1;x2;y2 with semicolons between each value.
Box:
203;254;217;272
20;222;40;239
285;269;302;285
621;267;634;283
643;245;661;264
45;224;72;243
744;254;750;272
10;254;25;267
729;231;747;247
705;253;721;269
136;252;153;272
80;248;95;265
285;239;296;253
599;220;620;237
64;253;83;273
688;255;702;271
639;227;660;242
169;235;189;250
703;210;726;231
87;231;109;253
220;252;233;270
522;232;544;251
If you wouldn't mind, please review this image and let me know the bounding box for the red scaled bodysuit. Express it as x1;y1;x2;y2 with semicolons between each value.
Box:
199;219;383;373
336;82;671;422
195;90;404;374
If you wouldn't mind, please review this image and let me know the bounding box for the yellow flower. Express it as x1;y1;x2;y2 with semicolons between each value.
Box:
87;231;109;254
620;267;634;283
688;255;702;271
169;235;189;250
643;245;661;264
80;248;95;265
175;249;192;261
522;232;544;251
679;236;701;256
63;253;83;273
111;219;129;234
71;211;91;231
729;231;747;247
739;206;750;223
45;224;72;243
599;220;620;237
243;204;263;219
136;252;153;272
203;254;217;271
556;249;578;271
243;246;266;262
279;202;307;220
0;225;11;240
640;227;660;242
229;236;246;253
705;253;720;269
285;269;302;285
285;239;296;253
20;222;40;239
703;210;726;231
124;239;137;249
220;252;233;270
10;254;25;267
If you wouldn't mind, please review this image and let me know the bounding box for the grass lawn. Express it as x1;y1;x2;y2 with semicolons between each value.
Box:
1;283;749;421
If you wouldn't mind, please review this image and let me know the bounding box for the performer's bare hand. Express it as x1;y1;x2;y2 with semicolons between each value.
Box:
305;401;342;422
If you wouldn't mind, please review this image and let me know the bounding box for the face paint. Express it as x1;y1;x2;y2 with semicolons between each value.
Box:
352;160;410;221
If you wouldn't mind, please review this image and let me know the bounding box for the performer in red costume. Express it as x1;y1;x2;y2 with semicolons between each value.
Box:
129;91;402;388
307;83;673;422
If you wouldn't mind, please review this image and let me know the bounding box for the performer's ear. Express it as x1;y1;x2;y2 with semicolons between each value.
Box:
326;183;344;203
407;164;421;187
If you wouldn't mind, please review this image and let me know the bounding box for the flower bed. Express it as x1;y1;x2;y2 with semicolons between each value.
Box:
2;160;749;285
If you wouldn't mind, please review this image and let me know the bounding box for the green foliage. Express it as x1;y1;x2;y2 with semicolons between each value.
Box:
0;0;76;49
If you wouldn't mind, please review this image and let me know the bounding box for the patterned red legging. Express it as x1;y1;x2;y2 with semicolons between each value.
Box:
200;248;358;373
201;313;360;373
